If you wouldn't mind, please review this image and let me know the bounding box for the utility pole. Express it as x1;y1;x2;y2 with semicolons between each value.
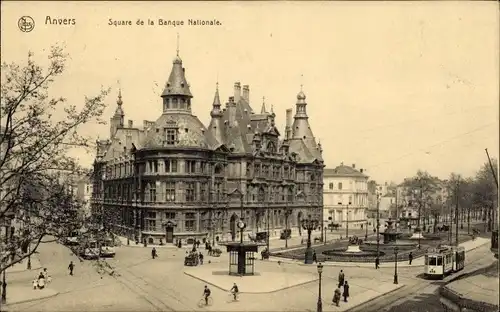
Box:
485;148;498;232
455;178;460;247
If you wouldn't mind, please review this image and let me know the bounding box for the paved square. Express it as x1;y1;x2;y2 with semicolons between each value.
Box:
184;265;319;293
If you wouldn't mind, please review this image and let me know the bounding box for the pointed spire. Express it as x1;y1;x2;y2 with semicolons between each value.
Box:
213;82;221;107
117;88;123;106
176;33;180;56
261;96;267;114
270;104;274;114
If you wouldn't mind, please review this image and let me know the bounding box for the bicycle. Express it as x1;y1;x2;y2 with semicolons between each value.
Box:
227;291;239;302
198;296;213;307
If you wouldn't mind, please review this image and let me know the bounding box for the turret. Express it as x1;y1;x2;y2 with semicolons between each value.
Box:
208;83;224;144
110;89;125;137
161;49;193;114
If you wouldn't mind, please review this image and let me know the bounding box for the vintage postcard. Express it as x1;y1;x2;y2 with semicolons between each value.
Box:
1;1;498;312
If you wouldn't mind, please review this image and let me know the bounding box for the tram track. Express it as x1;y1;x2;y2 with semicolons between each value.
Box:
347;245;494;312
111;262;197;312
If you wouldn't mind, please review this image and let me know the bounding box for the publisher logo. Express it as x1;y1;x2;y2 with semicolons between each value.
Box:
18;16;35;33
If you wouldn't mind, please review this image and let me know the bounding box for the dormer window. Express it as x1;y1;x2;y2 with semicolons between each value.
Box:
165;128;177;145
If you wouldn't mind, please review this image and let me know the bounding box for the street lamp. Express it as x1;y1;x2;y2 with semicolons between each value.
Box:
338;202;352;239
376;193;381;260
323;217;331;245
393;246;399;284
301;214;319;264
284;207;292;249
316;262;323;312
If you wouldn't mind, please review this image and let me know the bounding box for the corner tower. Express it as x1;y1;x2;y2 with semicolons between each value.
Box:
161;50;193;114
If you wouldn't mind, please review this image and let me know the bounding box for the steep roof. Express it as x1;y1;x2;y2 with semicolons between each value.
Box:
141;113;219;150
161;55;193;98
324;165;368;178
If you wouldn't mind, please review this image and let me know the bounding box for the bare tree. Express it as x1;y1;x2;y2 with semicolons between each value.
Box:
0;45;109;276
471;159;498;232
401;170;439;233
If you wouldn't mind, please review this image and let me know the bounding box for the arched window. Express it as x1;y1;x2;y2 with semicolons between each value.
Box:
258;188;265;202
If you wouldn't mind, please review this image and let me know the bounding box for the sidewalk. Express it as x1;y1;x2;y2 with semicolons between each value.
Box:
268;237;490;268
6;256;42;274
442;260;499;311
3;286;59;306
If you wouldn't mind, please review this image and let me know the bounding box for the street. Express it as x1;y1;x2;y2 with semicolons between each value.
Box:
5;235;495;312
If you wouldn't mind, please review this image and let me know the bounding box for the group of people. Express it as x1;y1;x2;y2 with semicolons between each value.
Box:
333;270;349;306
32;268;51;290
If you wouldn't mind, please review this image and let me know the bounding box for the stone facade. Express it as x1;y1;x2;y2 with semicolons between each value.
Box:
91;51;324;245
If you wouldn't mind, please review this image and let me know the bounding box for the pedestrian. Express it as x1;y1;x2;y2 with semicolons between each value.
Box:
68;261;74;276
333;286;341;306
338;269;345;288
199;252;204;265
408;252;413;265
32;278;38;290
342;281;349;302
152;247;157;259
208;244;213;256
375;257;380;269
312;250;317;263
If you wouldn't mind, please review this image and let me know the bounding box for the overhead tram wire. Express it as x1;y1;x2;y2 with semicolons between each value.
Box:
365;122;497;171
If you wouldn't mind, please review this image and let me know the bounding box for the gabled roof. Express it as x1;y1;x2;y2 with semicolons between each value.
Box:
324;165;368;178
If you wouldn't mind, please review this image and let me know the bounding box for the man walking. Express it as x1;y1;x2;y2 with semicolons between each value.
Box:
375;257;380;269
408;252;413;265
342;281;350;302
151;247;157;259
312;250;317;263
68;261;74;276
338;269;345;288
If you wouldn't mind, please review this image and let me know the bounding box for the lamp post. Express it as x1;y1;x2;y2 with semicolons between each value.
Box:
376;194;381;259
239;192;245;244
393;246;399;284
301;214;319;264
316;262;323;312
284;206;292;249
365;218;368;240
338;202;351;239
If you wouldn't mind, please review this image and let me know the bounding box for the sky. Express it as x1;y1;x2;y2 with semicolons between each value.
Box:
1;1;499;184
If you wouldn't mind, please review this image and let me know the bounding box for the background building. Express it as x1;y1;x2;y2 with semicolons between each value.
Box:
323;163;368;230
92;51;324;245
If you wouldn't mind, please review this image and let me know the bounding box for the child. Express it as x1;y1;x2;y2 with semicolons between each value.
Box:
32;278;38;290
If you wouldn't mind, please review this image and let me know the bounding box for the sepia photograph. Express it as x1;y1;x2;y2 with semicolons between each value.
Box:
1;1;498;312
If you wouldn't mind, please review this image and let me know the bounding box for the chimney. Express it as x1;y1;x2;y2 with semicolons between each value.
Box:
360;168;363;173
234;82;241;103
228;96;236;126
352;164;356;169
128;120;133;128
242;85;249;102
285;108;293;139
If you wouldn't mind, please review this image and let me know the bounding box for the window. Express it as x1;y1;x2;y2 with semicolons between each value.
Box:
258;188;265;202
200;162;207;174
165;182;175;202
166;212;176;219
214;182;222;201
153;160;158;173
149;184;156;202
338;182;343;190
284;166;289;179
186;182;195;202
166;129;177;145
287;187;294;202
329;183;334;190
214;164;223;175
200;183;207;202
255;164;261;176
429;256;437;266
437;256;443;266
165;159;178;173
246;163;252;177
185;213;196;231
186;160;196;173
263;165;269;177
267;142;276;153
145;211;157;231
273;166;280;179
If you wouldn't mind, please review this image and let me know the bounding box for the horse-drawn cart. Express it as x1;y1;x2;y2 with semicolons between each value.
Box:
184;252;199;266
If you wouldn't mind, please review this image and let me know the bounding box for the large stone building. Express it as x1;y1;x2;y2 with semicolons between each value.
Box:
323;163;368;230
91;51;324;245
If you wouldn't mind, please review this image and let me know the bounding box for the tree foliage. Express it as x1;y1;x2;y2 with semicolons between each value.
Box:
0;45;109;272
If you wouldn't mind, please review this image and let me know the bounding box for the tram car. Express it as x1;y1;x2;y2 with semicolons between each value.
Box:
424;245;465;279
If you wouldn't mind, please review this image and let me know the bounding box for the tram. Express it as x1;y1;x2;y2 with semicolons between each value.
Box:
424;245;465;279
